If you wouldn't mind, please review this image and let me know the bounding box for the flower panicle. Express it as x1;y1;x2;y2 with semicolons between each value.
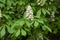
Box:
26;5;34;20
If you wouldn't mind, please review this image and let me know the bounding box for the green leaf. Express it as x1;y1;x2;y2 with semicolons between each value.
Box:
52;6;57;12
19;20;25;26
0;0;5;3
34;21;39;28
17;1;25;5
53;28;58;34
42;8;46;15
42;26;46;31
0;27;2;30
11;20;25;29
43;25;52;32
24;28;30;32
7;0;12;7
45;9;50;15
37;19;44;24
15;29;20;37
7;26;14;33
0;27;5;38
36;9;41;18
0;3;4;8
25;20;31;27
21;29;26;36
2;14;11;20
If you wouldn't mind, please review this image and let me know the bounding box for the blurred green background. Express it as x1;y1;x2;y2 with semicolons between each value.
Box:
0;0;60;40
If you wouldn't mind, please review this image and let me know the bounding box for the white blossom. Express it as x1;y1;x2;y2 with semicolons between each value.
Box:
37;0;41;5
37;0;46;6
26;5;34;20
51;11;55;21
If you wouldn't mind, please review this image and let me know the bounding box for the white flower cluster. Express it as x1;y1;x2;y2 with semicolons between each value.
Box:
51;11;55;21
26;5;34;20
0;10;2;17
37;0;46;6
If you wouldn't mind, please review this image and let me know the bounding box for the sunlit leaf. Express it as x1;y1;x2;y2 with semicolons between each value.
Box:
21;29;26;36
7;26;14;33
36;9;41;18
15;29;20;37
42;8;46;15
37;19;44;24
19;20;25;26
25;20;31;27
34;21;39;28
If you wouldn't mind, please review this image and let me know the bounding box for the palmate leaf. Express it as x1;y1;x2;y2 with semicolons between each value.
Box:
0;0;57;40
7;26;14;33
0;27;5;38
6;21;15;34
11;19;25;29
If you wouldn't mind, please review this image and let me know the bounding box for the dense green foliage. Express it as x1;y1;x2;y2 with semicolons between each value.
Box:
0;0;60;40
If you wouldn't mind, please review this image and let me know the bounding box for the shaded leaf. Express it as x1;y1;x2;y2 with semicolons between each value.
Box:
45;9;50;15
43;25;52;32
0;27;5;38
